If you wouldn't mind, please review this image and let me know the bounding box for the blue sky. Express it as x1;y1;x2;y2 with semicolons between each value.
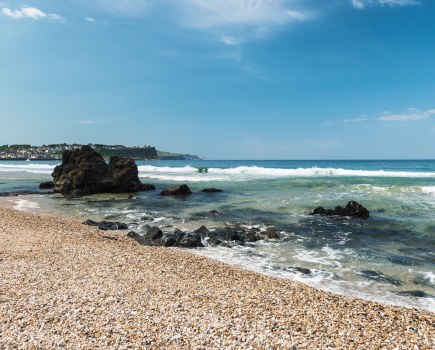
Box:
1;0;434;159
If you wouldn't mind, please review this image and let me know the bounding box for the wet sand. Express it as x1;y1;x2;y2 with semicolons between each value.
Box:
0;206;433;349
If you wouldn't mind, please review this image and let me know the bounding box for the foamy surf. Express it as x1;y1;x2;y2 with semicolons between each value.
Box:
137;165;435;181
10;199;40;211
0;163;57;175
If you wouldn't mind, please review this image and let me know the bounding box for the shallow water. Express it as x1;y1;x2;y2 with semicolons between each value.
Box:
1;159;434;311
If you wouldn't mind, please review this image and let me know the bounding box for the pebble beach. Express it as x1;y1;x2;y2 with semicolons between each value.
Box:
0;206;434;349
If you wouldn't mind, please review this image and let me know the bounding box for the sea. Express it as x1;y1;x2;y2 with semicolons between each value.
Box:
1;159;434;312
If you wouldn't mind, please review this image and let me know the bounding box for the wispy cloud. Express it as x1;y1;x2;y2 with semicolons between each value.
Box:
378;108;435;121
177;0;310;29
220;35;242;46
351;0;420;9
1;6;62;21
85;16;96;22
325;117;369;126
90;0;312;43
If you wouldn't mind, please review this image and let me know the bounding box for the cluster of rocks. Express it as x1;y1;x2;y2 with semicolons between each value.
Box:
311;200;369;219
126;223;280;249
82;218;281;249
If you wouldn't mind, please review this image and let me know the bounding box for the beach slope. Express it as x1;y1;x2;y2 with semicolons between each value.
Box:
0;207;433;349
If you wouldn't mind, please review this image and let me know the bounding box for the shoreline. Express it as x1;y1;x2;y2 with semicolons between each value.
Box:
0;205;433;348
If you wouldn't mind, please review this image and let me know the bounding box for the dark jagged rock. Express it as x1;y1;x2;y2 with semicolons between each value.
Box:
263;227;279;239
201;188;223;193
82;219;128;231
289;267;312;275
194;225;210;235
358;270;403;286
39;181;54;189
311;201;369;219
143;226;164;240
127;231;137;238
396;290;432;298
244;229;261;242
174;229;203;248
51;145;155;196
160;184;192;196
131;226;203;248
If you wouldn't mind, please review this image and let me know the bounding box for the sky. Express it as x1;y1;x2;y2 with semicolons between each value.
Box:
0;0;434;159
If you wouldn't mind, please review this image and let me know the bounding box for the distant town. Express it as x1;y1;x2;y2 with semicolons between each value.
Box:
0;144;201;161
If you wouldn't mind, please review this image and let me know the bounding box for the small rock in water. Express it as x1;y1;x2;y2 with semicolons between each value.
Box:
201;188;223;193
160;184;192;196
289;267;312;275
39;181;54;189
387;255;423;266
193;225;210;236
396;290;432;298
82;219;128;231
358;270;403;286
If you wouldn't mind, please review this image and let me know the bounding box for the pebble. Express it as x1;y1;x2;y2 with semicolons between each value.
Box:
0;207;434;349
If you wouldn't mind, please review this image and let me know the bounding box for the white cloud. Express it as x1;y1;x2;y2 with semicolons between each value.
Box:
1;6;62;20
378;108;435;121
325;117;369;126
177;0;310;29
351;0;419;9
91;0;311;29
220;35;242;46
85;16;96;22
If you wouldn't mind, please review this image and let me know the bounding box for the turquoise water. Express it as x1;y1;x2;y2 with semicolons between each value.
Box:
1;159;434;311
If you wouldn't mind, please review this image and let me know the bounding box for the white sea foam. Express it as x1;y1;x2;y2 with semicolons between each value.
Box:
10;199;40;211
421;186;435;194
0;163;57;174
137;165;435;182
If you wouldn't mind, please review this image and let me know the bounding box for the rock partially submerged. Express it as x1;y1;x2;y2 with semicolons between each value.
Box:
51;145;155;196
201;188;223;193
311;201;369;219
357;270;402;286
83;219;128;231
160;184;192;196
130;226;203;248
39;181;54;189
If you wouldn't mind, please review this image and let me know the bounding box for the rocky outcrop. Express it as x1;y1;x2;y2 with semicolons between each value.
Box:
51;146;155;196
160;184;192;196
311;201;369;219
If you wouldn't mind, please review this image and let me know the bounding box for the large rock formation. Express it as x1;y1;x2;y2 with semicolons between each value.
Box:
51;146;155;196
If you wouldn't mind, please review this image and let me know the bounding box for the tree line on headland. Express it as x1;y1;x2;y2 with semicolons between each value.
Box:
0;144;201;161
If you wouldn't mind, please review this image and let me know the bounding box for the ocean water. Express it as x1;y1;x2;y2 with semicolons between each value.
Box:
1;159;434;312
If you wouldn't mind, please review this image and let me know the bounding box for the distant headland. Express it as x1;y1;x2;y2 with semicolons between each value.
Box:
0;144;202;161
